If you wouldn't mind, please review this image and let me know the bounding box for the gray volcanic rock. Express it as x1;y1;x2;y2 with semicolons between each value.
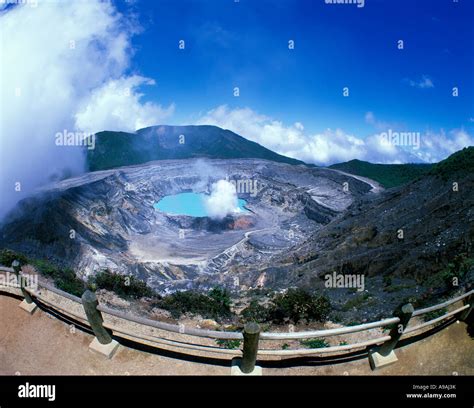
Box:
0;158;373;294
272;172;474;292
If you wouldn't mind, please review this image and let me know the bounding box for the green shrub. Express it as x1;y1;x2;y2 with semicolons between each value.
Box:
425;253;473;290
32;259;59;278
382;275;392;287
32;259;85;297
240;300;270;323
155;287;232;321
92;269;154;300
423;308;447;323
215;339;241;349
0;249;28;267
341;292;370;311
55;268;86;297
208;287;231;311
300;338;330;349
268;289;330;324
384;284;413;293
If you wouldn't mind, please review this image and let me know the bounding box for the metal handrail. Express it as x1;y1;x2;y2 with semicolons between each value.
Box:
98;303;243;340
403;304;470;336
257;335;392;356
0;266;471;358
260;318;400;340
412;291;472;317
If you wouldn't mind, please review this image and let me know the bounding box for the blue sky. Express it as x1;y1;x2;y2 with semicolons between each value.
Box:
0;0;472;215
1;0;473;215
116;0;473;139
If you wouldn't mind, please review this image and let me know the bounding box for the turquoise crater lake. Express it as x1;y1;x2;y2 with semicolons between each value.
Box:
154;192;248;217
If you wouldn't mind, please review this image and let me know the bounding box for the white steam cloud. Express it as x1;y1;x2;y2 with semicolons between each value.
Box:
0;1;173;219
204;180;241;220
196;105;473;165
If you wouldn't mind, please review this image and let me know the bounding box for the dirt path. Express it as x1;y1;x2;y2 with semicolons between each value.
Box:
329;169;384;194
0;295;472;375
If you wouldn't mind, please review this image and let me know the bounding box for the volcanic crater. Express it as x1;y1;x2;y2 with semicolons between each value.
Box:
0;158;375;294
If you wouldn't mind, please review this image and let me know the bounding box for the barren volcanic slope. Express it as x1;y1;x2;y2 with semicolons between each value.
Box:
0;158;374;294
264;148;474;320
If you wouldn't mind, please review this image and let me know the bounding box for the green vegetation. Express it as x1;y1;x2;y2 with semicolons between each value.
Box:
55;268;86;297
0;248;28;267
215;339;241;349
240;289;331;325
269;289;330;324
329;147;473;188
425;253;473;290
240;300;270;323
208;287;232;311
87;126;304;171
341;292;371;311
429;147;474;180
384;283;414;293
382;275;392;287
329;159;433;188
300;338;330;349
423;308;447;323
90;269;154;299
31;259;86;297
153;287;232;321
0;249;86;297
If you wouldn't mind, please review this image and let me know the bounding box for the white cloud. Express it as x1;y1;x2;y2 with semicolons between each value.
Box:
413;129;473;163
196;105;473;165
0;0;172;218
405;75;435;89
75;75;174;134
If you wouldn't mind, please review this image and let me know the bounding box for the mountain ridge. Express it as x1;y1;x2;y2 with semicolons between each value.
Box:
87;125;306;171
329;159;433;188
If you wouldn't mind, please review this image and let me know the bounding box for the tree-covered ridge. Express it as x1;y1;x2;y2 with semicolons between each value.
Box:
428;147;474;179
86;125;305;171
329;160;433;188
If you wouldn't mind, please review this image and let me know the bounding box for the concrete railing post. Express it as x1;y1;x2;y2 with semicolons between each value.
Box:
12;260;37;314
369;303;413;370
241;322;261;374
81;290;112;344
19;274;34;304
82;290;119;358
11;260;20;278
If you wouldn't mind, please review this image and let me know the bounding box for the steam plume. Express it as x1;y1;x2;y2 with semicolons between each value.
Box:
0;1;172;220
204;180;241;220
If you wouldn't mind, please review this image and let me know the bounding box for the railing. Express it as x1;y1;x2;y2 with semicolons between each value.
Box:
0;263;472;373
